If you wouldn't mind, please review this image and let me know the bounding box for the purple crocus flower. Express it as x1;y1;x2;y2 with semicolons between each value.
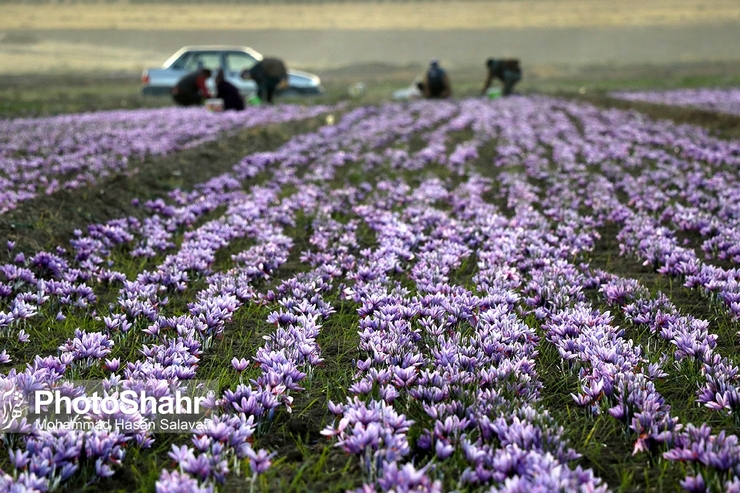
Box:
231;357;249;372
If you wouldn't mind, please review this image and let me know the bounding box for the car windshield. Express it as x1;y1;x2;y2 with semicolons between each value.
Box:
225;52;257;73
180;52;221;72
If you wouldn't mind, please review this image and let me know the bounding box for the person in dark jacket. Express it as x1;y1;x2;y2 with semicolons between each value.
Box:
215;69;245;111
172;68;212;106
241;58;288;104
481;58;521;96
417;59;451;99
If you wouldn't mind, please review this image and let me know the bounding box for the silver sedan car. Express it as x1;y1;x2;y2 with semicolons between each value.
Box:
142;46;324;97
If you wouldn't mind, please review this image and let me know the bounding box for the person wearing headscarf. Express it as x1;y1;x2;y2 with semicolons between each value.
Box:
481;58;521;96
172;68;212;106
215;68;245;111
418;59;451;99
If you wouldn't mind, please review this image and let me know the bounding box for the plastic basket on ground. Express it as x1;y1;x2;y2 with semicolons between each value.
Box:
247;94;262;106
487;87;502;100
205;98;224;112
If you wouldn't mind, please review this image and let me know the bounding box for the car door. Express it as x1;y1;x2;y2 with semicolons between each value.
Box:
223;51;259;96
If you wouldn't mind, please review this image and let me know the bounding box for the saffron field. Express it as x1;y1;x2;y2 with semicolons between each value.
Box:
0;105;331;214
2;95;740;493
611;88;740;116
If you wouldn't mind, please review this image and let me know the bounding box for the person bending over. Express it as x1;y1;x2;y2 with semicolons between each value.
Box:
481;58;521;96
215;69;245;111
172;68;212;106
242;58;288;104
418;59;451;99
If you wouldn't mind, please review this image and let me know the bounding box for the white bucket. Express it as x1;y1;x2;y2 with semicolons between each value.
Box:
348;82;366;98
205;98;224;112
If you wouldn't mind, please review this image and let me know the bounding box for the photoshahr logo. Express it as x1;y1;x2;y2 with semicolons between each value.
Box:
23;379;218;434
0;381;25;431
1;379;218;434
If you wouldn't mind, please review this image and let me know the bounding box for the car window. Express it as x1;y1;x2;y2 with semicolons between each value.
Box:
182;52;222;72
169;53;191;70
225;52;257;73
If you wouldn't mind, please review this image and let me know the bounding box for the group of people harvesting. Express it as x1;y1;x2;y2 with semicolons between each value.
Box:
418;58;522;99
172;56;522;110
171;57;288;110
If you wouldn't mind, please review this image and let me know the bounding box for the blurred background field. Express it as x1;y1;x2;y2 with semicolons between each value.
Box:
4;61;740;120
0;0;739;118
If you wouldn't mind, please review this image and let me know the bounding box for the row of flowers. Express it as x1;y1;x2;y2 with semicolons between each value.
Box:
610;87;740;116
0;104;335;214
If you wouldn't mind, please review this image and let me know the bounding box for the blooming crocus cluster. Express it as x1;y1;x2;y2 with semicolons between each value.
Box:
0;104;336;214
316;126;610;491
464;95;740;488
610;87;740;116
6;92;740;493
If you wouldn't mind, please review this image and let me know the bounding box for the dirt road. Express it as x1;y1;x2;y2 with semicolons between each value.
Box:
1;23;740;74
1;0;740;74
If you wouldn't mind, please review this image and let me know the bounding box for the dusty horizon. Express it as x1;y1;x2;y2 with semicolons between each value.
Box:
2;0;740;31
1;0;739;75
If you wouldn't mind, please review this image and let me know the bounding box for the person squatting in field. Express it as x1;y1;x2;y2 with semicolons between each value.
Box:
215;69;245;111
481;58;522;96
242;57;288;104
172;68;212;106
418;59;452;99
